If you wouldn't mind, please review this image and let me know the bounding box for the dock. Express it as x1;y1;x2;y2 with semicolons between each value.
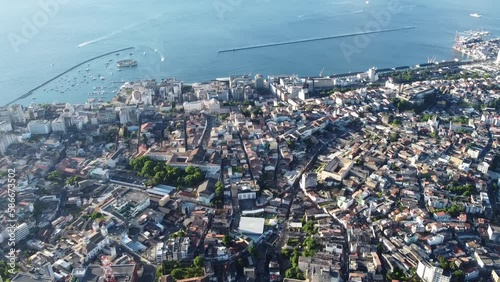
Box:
4;47;135;106
218;26;416;53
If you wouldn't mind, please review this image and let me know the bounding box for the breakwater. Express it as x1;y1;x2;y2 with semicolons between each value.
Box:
218;26;416;53
5;47;135;106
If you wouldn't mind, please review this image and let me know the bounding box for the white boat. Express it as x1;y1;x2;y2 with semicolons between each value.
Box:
470;13;482;18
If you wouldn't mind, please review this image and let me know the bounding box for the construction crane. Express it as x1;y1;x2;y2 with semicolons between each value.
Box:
319;67;325;78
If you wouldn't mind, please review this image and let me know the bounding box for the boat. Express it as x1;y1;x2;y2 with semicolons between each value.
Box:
470;13;482;18
129;52;133;55
143;52;147;55
116;59;138;68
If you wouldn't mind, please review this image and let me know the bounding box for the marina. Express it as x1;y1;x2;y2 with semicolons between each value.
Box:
454;30;500;61
4;47;135;106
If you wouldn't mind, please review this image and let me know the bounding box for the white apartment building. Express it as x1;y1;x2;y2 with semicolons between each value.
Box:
0;120;13;132
15;223;30;243
51;118;67;132
28;120;52;135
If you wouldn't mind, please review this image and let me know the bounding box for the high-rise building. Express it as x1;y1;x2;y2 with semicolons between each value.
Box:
300;172;318;190
496;50;500;65
255;74;265;90
417;261;451;282
51;118;67;132
28;120;52;135
15;223;30;243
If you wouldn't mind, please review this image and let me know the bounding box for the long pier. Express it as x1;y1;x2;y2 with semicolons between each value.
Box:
4;47;135;106
218;26;416;53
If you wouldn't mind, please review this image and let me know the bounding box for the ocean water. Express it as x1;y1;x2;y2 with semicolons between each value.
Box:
0;0;499;106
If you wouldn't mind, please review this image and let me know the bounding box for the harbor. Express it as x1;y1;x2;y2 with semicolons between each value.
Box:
5;47;136;106
453;30;500;61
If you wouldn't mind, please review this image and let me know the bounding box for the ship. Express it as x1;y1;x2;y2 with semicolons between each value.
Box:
116;59;138;68
470;13;482;18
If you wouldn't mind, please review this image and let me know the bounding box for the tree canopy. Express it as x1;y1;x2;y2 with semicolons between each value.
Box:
129;156;205;187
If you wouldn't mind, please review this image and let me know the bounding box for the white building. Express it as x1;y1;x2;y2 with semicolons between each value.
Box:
254;74;265;90
0;120;13;132
82;232;111;262
183;100;204;112
487;224;500;242
119;107;139;125
204;98;221;113
0;133;17;155
238;192;257;200
28;120;52;135
478;162;490;174
9;104;26;124
51;118;67;132
427;234;445;246
15;223;30;243
300;172;318;190
417;261;451;282
496;50;500;65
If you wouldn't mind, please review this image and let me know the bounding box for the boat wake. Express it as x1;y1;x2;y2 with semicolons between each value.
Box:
400;5;417;9
77;15;163;48
298;9;363;19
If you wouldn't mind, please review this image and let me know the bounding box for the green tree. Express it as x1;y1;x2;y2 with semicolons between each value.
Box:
65;176;79;186
389;132;400;142
281;248;291;258
452;270;465;282
302;221;317;235
285;267;305;280
222;235;232;246
248;246;256;256
141;160;156;177
291;249;300;268
193;256;204;268
48;170;62;182
215;181;224;197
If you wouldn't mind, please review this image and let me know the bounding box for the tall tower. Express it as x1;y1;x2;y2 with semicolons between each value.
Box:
101;256;117;282
496;50;500;66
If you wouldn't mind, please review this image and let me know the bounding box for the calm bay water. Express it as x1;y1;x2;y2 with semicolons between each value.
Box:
0;0;499;106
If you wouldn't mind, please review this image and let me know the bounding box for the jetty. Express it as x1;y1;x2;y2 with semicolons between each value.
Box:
218;26;416;53
5;47;135;106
